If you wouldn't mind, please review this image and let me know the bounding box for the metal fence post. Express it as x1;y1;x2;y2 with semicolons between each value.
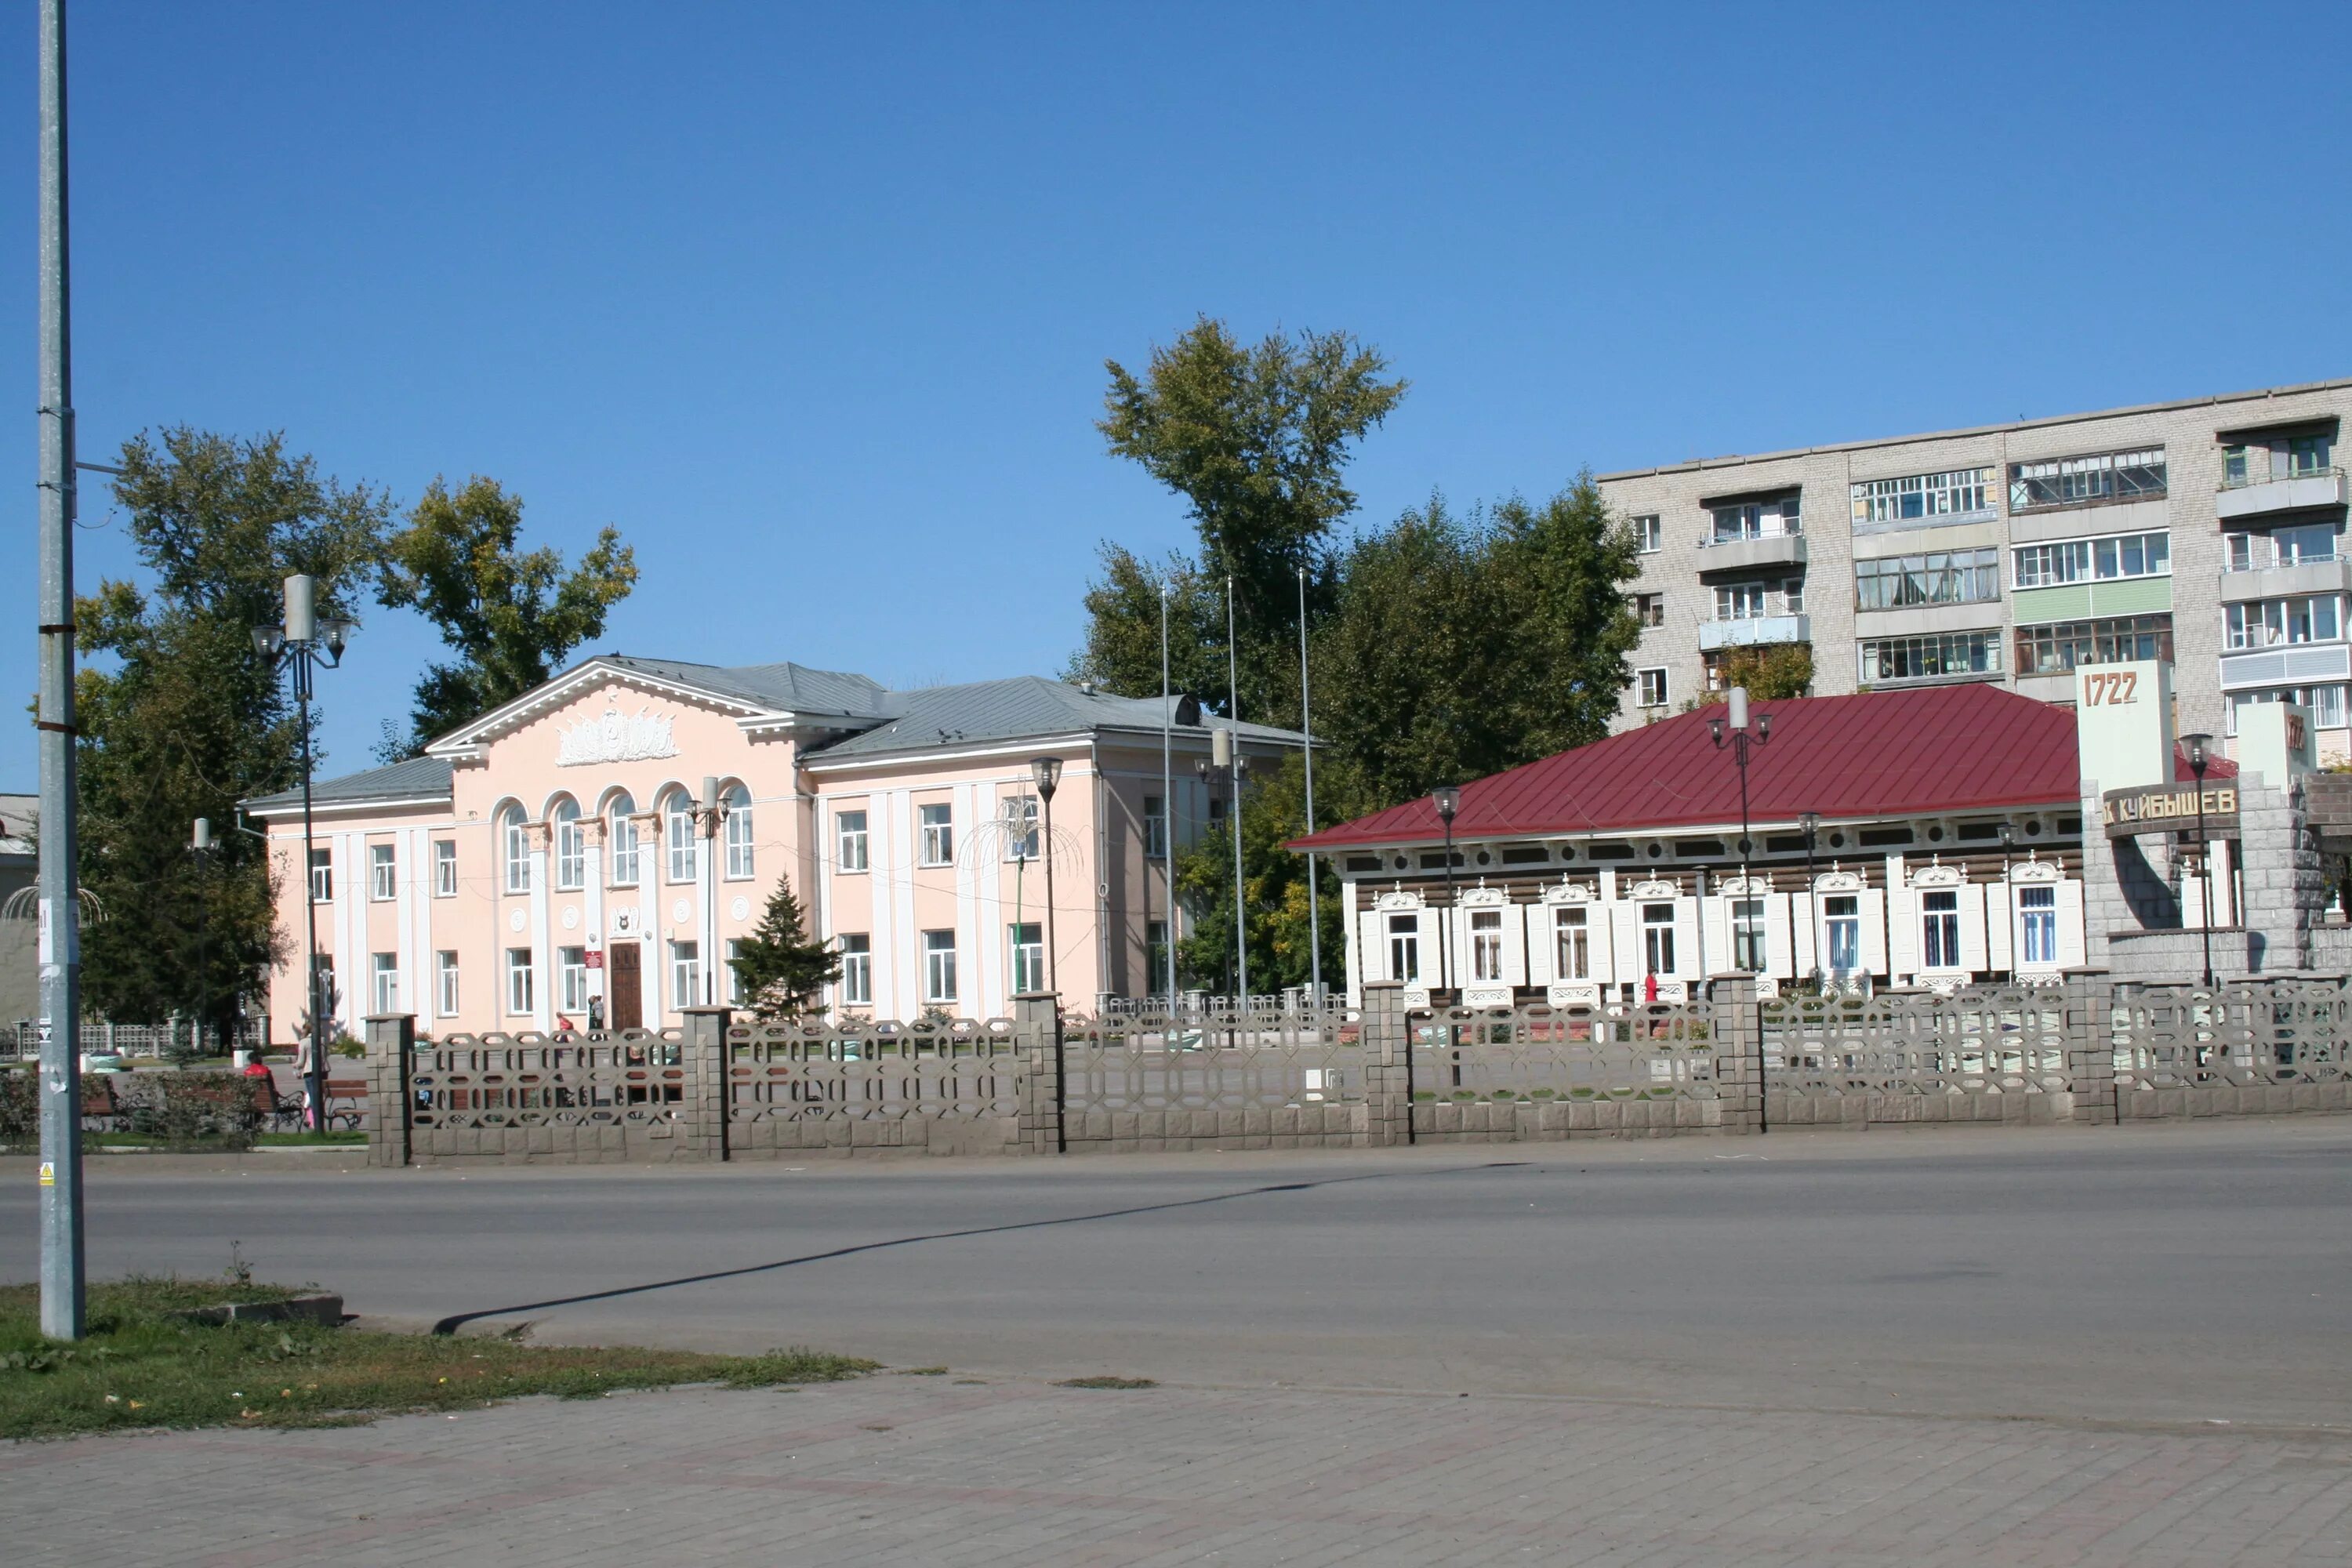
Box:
1711;974;1762;1134
680;1006;733;1162
1359;982;1411;1147
1013;992;1062;1155
362;1013;414;1168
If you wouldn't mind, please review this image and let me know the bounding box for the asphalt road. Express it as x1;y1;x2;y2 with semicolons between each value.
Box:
5;1119;2348;1429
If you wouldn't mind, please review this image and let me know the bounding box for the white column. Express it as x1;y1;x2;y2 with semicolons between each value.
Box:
868;798;895;1015
528;830;551;1032
395;827;418;1018
336;830;362;1035
954;781;982;1014
584;825;605;1014
889;788;918;1013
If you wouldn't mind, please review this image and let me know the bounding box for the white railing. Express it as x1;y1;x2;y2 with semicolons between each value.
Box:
1704;593;1805;622
2225;541;2338;573
2221;463;2341;492
1698;518;1802;548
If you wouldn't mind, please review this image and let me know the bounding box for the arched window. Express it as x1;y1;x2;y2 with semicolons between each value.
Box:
665;791;698;883
608;793;640;887
552;799;583;891
500;804;532;895
723;786;753;879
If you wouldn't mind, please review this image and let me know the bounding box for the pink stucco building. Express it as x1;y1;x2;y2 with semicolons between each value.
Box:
245;655;1301;1039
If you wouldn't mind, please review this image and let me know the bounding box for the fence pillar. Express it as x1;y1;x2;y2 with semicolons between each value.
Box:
2062;969;2116;1124
1014;993;1062;1155
680;1007;733;1161
363;1013;414;1168
1359;982;1412;1147
1711;975;1762;1134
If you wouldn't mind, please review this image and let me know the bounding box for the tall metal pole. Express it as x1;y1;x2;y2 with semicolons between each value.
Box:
296;652;326;1128
1159;585;1174;1002
2194;778;2213;989
1298;565;1320;1004
36;0;86;1341
1226;578;1247;1018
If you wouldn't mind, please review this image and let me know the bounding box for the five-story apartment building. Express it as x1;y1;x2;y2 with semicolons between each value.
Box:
1599;377;2352;761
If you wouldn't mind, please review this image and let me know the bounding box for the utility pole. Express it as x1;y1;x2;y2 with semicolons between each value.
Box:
1298;566;1319;1004
35;0;85;1341
1225;578;1247;1022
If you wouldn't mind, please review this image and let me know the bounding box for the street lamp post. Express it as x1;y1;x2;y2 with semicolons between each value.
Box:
1998;820;2016;982
1029;757;1062;997
1709;689;1773;1135
2182;733;2216;988
254;574;354;1131
1429;784;1461;1131
191;818;213;1058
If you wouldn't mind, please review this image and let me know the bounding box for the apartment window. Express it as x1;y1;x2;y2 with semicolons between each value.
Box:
436;951;459;1017
558;946;588;1013
2227;521;2339;572
665;793;698;882
2228;685;2349;735
1388;913;1421;984
2015;614;2173;675
1849;466;1993;526
608;793;641;887
1824;895;1860;972
1855;548;2001;611
2009;448;2166;510
2019;886;2057;966
1635;593;1665;629
1470;909;1504;982
670;939;701;1007
1010;922;1044;995
1002;794;1040;862
922;930;957;1004
501;805;532;894
1708;494;1800;543
433;839;456;898
1921;890;1961;970
1636;667;1669;708
2223;431;2335;488
506;947;535;1015
723;786;753;880
2227;596;2342;650
371;952;399;1014
1642;903;1675;977
838;934;872;1006
309;847;332;903
1142;797;1167;859
553;800;584;890
2013;531;2169;587
723;938;744;1006
1731;898;1766;973
368;843;396;901
1632;514;1662;554
919;802;954;866
1858;630;2002;684
1715;579;1802;619
1553;907;1589;980
1146;920;1170;991
836;809;869;873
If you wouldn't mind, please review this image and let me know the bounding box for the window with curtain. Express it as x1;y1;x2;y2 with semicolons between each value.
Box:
553;799;584;890
666;793;698;882
608;793;641;886
502;805;532;894
724;786;753;879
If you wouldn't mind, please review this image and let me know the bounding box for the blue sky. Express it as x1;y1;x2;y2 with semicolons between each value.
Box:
5;2;2350;784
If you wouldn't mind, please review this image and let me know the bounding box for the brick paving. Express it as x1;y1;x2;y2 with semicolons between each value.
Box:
6;1376;2349;1566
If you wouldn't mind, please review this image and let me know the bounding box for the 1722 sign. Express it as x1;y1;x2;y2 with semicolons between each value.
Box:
2082;670;2140;706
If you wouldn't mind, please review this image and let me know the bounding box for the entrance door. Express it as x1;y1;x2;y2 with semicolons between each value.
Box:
608;941;643;1030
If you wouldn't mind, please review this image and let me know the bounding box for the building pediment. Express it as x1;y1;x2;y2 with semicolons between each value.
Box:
426;659;782;762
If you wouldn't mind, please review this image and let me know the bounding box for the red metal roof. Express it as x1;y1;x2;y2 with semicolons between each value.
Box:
1294;684;2233;850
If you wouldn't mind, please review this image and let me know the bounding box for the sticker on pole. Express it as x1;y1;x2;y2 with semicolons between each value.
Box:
38;1161;54;1188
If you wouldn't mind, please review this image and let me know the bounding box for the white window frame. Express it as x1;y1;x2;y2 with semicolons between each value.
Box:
370;952;398;1014
436;950;460;1017
923;930;958;1004
433;839;457;898
919;802;954;867
1553;906;1588;980
723;787;753;880
2019;885;2058;967
309;848;332;904
1921;889;1961;970
1632;514;1662;554
839;934;873;1006
1010;922;1044;995
1637;667;1669;709
666;793;698;884
1142;796;1168;859
837;809;869;873
1731;897;1766;973
506;947;535;1016
670;939;702;1008
2013;529;2169;589
369;843;397;902
1849;466;1992;527
1470;909;1503;982
1387;913;1420;983
1642;903;1675;977
502;807;532;895
557;946;588;1013
552;801;584;891
723;938;745;1005
608;794;641;887
1824;895;1861;972
1001;795;1040;862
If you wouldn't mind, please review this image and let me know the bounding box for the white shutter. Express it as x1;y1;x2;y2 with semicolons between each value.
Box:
1886;882;1917;978
2056;879;2088;968
1958;883;1989;973
1606;900;1638;986
1987;883;2013;971
1860;890;1888;975
1700;895;1732;977
1419;908;1445;987
1499;904;1528;985
1674;898;1701;980
1526;906;1555;985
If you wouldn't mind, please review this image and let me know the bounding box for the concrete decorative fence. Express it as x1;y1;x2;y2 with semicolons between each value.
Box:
361;972;2352;1167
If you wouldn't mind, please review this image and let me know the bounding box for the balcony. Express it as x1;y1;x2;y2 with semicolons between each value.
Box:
2219;640;2350;691
2216;466;2347;521
1694;521;1806;574
2219;552;2351;604
1700;595;1809;651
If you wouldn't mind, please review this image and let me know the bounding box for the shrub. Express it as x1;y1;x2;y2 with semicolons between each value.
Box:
120;1073;263;1150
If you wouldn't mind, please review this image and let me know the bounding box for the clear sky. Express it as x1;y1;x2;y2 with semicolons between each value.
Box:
5;1;2350;786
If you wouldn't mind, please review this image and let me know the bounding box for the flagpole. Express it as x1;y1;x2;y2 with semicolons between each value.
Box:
1226;576;1247;1018
1160;582;1175;1003
1298;564;1319;1004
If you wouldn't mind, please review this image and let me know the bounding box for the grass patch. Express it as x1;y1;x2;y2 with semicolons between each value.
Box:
0;1277;875;1440
254;1132;368;1148
1053;1376;1158;1390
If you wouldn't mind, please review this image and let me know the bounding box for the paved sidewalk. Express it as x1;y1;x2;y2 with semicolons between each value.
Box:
6;1375;2349;1567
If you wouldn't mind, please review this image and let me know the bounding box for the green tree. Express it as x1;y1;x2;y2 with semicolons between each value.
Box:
1085;318;1406;724
1171;750;1358;994
1689;643;1814;706
78;429;393;1033
1065;544;1226;702
728;876;842;1020
376;477;639;757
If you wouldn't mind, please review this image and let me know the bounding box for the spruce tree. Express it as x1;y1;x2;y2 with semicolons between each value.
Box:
728;876;841;1020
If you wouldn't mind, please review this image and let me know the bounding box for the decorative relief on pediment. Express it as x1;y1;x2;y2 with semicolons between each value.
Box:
556;702;678;767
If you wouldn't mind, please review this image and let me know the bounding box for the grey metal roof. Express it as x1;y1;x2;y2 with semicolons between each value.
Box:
245;755;454;813
596;655;895;720
804;675;1305;765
